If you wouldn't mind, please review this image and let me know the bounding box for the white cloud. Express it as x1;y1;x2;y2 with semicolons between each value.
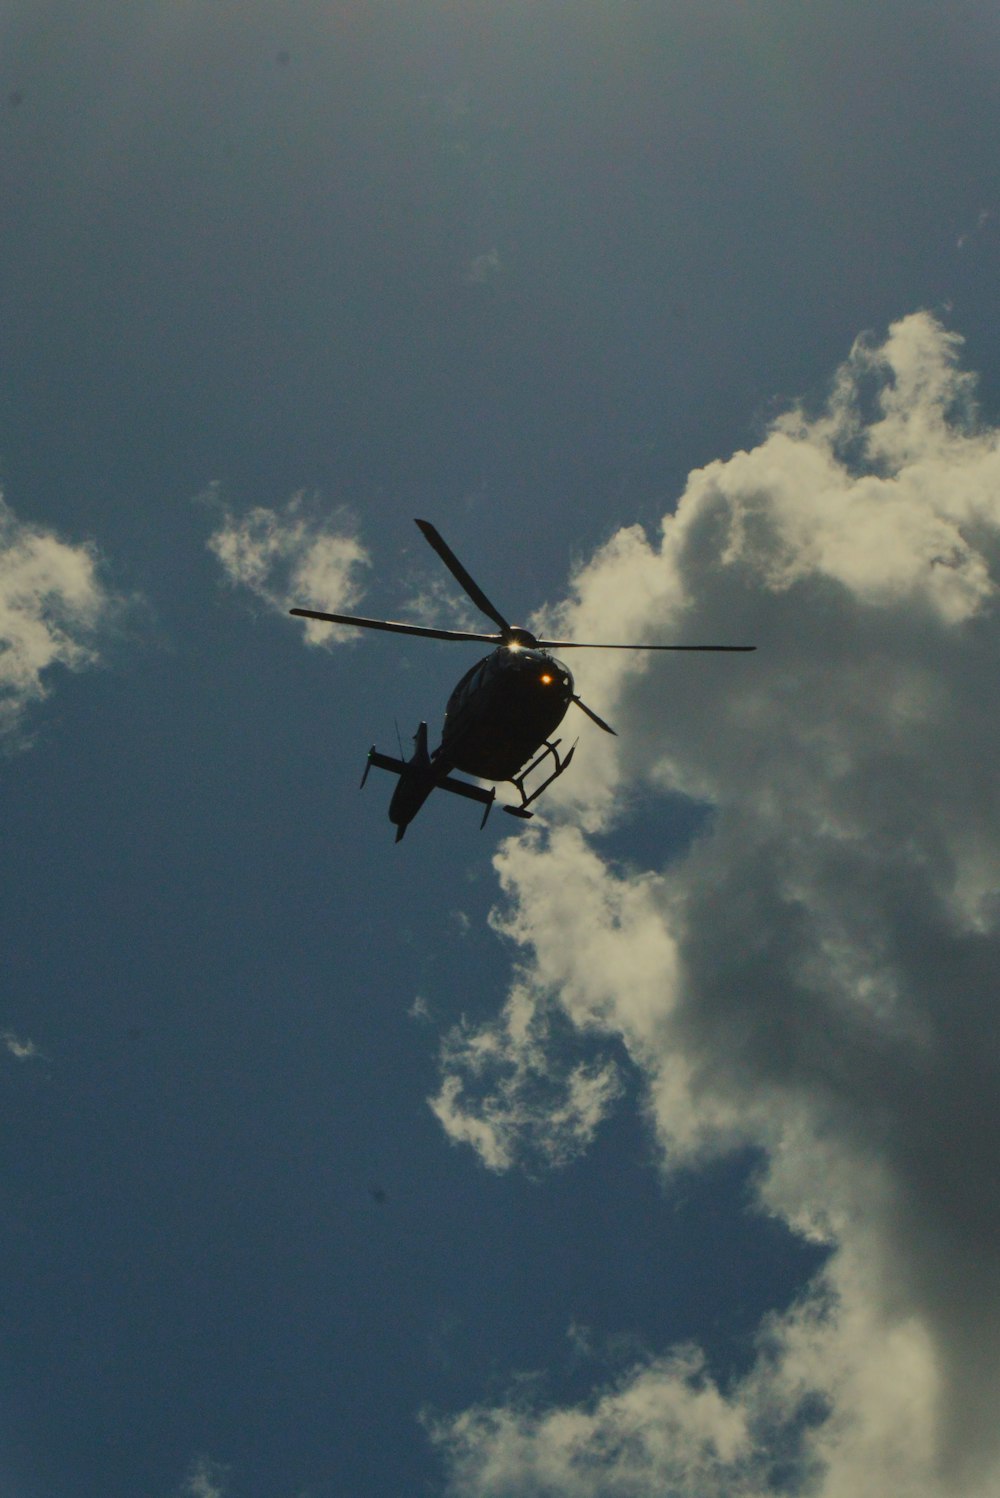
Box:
205;489;369;646
0;493;118;744
176;1454;229;1498
399;572;484;634
431;1280;937;1498
430;981;624;1173
1;1030;41;1061
431;1347;761;1498
430;314;1000;1496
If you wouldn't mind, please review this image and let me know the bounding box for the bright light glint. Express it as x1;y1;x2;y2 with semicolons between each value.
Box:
540;673;553;684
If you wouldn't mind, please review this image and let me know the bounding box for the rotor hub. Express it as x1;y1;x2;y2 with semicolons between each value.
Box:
505;626;539;649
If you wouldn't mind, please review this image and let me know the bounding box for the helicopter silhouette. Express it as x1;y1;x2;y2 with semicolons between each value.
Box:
291;519;754;841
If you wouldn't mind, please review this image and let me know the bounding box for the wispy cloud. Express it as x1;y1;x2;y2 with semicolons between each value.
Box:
0;493;120;745
430;982;624;1173
464;247;502;286
1;1030;42;1061
956;207;996;250
430;313;1000;1496
398;572;483;634
176;1454;230;1498
205;488;369;646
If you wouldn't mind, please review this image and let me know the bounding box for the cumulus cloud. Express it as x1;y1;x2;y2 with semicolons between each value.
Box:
429;314;1000;1496
0;493;118;744
430;1339;824;1498
205;488;369;645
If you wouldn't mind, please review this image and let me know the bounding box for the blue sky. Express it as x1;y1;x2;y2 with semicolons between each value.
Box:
2;5;1000;1496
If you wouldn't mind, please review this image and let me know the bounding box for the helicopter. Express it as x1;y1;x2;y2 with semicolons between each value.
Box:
290;519;754;841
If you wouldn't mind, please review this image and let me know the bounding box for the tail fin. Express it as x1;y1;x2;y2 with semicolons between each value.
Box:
361;747;407;786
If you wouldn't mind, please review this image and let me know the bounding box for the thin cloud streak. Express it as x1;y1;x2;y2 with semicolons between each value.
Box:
430;313;1000;1497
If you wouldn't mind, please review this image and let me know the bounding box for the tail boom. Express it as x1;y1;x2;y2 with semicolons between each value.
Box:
361;726;495;840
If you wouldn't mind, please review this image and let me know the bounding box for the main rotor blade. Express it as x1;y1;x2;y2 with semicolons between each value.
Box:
572;695;617;735
289;608;502;645
537;640;756;651
414;519;512;637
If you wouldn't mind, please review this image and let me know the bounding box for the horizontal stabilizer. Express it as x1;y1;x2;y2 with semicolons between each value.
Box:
439;775;496;830
361;748;407;787
439;774;495;808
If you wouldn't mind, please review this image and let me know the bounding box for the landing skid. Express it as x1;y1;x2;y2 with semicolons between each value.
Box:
502;738;577;820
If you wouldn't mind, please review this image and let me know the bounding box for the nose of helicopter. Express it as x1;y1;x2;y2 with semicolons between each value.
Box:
502;645;574;696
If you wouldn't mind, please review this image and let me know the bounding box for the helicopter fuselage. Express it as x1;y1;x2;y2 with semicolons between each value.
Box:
364;645;578;840
439;646;574;780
